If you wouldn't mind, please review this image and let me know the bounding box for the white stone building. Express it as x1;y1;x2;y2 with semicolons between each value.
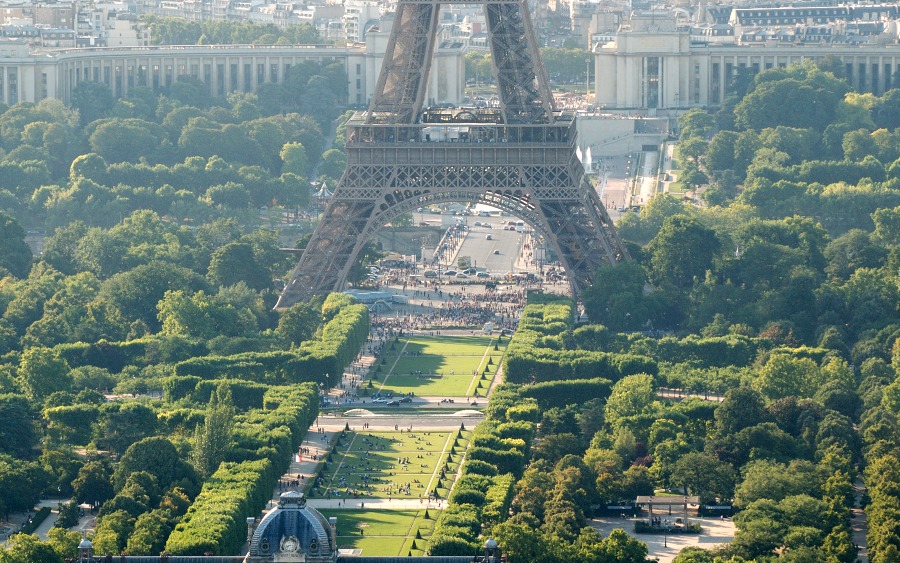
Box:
595;10;900;110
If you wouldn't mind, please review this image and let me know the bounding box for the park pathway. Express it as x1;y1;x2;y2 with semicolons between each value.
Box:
851;480;869;563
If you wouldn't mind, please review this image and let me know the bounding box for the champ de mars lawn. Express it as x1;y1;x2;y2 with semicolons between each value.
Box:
371;334;506;397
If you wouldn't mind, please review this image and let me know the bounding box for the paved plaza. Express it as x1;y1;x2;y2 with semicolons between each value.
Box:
589;516;736;563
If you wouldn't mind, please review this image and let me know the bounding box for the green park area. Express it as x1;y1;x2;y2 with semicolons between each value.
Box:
319;509;439;556
308;429;471;501
370;335;506;397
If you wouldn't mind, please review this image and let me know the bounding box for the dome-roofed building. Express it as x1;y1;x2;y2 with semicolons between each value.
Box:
70;489;503;563
247;491;337;562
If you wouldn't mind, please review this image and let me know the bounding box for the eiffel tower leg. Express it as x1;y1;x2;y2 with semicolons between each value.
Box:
276;189;376;309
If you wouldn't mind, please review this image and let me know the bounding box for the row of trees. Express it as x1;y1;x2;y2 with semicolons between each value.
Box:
145;17;321;47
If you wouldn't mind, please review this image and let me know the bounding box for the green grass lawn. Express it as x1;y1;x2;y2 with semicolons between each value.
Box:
309;430;469;500
666;170;685;194
319;509;440;556
371;335;505;397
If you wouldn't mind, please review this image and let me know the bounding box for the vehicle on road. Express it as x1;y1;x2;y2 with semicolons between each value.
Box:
444;270;458;276
386;400;400;406
477;272;491;279
399;396;413;403
456;273;470;279
485;234;492;240
493;249;501;254
373;397;388;403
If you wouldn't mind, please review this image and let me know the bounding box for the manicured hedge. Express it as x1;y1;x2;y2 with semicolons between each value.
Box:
165;459;275;555
193;379;267;410
503;296;655;384
482;473;515;526
162;376;202;402
43;404;100;444
429;387;536;554
54;336;207;372
164;383;318;555
157;408;204;433
172;296;369;387
460;459;498;477
20;507;51;534
519;377;612;409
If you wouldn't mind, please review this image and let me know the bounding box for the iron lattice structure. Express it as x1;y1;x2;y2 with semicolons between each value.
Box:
276;0;628;308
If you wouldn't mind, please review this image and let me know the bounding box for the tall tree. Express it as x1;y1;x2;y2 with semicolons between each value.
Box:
190;382;236;479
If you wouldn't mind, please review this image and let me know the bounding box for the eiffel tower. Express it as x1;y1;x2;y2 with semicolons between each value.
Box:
276;0;628;309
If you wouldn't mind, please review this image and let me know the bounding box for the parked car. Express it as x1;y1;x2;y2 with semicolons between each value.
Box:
386;400;400;406
373;397;388;403
444;270;458;276
477;272;491;279
399;396;413;403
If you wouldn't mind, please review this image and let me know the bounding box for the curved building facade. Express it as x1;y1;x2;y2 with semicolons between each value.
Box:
0;33;464;107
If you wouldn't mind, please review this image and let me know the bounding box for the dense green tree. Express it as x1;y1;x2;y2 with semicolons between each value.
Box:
91;509;135;556
582;261;649;331
491;515;556;563
112;436;198;493
0;532;63;563
0;394;37;456
824;229;887;281
88;119;168;163
99;260;208;330
733;460;823;508
71;82;115;126
671;452;736;504
280;141;309;177
94;403;159;457
125;508;175;555
753;354;821;400
0;455;50;517
646;215;721;288
72;460;115;506
207;241;271;291
319;148;347;179
604;374;655;429
0;212;32;278
275;297;324;346
678;109;715;140
16;347;71;403
715;386;767;435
